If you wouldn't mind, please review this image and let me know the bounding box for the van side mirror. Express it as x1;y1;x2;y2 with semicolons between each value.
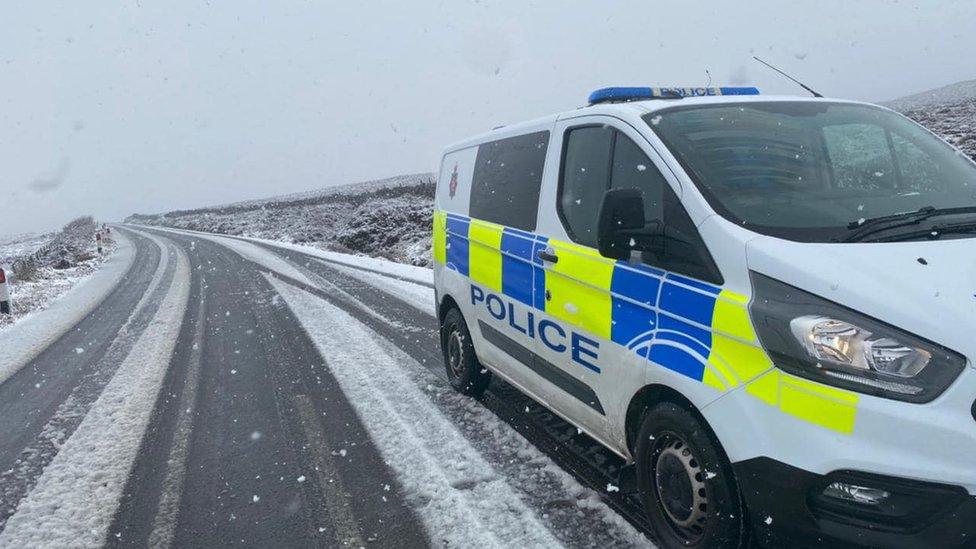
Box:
597;188;661;260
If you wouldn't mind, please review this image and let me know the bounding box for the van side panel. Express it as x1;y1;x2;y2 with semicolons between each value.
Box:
433;146;477;296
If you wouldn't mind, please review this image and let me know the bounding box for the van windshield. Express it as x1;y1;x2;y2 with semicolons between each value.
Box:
646;101;976;242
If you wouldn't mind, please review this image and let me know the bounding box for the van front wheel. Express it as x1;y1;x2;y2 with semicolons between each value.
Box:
440;308;491;397
636;403;747;549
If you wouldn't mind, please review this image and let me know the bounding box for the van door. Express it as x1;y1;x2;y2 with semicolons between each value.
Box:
462;130;554;395
533;117;690;442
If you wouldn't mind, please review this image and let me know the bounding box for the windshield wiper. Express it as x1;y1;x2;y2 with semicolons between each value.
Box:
874;220;976;242
838;206;976;243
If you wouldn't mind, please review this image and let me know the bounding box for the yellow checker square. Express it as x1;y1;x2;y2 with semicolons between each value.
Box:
745;369;780;406
710;333;773;385
712;290;758;342
468;219;503;292
432;210;447;265
702;368;728;391
746;369;859;435
545;240;614;339
779;376;858;435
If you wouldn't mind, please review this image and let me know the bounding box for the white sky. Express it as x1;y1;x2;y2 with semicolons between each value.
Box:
2;0;975;235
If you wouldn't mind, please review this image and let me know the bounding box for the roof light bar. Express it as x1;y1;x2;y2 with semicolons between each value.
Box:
588;86;760;105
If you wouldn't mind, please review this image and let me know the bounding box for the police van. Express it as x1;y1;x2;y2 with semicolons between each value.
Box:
432;86;976;548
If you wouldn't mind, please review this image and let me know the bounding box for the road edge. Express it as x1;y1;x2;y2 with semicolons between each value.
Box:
0;229;137;386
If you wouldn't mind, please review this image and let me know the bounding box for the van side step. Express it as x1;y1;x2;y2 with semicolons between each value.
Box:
615;463;639;495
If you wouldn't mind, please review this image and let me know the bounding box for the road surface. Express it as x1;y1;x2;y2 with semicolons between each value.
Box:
0;226;653;548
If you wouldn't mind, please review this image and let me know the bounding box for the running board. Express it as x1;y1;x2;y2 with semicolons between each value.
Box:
615;463;639;495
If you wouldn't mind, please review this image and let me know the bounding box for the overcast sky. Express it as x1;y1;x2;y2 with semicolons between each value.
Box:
2;0;975;235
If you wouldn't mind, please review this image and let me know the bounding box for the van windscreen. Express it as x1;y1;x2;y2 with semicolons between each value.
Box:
470;131;550;231
647;102;976;242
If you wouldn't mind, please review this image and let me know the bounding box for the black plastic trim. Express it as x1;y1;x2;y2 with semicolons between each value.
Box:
735;456;976;548
477;319;605;415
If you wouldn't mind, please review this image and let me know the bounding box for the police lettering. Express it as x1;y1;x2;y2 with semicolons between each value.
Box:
470;284;600;373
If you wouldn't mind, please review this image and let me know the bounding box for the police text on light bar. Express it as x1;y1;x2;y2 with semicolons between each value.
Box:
588;86;760;104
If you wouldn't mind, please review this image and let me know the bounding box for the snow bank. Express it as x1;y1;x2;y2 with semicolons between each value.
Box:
269;240;431;287
0;240;191;548
325;261;435;316
0;231;135;386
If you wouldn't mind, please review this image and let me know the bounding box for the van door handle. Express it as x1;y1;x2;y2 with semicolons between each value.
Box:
537;249;559;263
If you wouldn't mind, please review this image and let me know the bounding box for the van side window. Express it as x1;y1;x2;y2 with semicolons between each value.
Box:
470;131;550;231
559;126;614;247
559;127;666;247
558;125;722;284
610;134;666;223
652;183;721;283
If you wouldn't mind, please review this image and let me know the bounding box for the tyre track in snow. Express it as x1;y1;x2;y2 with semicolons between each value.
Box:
0;230;191;547
102;226;651;547
0;228;172;532
109;232;428;548
244;237;657;545
267;275;565;548
231;237;655;546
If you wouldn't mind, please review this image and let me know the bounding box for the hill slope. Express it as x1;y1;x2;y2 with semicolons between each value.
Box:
126;173;436;266
886;79;976;161
883;79;976;112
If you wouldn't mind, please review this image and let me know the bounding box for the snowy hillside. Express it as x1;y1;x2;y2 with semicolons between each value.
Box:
896;101;976;162
127;173;436;266
0;234;48;264
883;79;976;112
883;79;976;161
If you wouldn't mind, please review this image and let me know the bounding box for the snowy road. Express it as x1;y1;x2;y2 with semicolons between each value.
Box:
0;226;654;548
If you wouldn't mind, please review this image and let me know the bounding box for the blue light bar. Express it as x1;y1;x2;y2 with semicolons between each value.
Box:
588;86;760;104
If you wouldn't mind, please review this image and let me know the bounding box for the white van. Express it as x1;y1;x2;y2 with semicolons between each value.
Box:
432;87;976;548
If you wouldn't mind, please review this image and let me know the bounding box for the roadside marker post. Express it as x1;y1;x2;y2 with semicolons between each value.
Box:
96;231;103;255
0;267;10;315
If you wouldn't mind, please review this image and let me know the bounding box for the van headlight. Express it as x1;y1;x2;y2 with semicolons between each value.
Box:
750;272;966;403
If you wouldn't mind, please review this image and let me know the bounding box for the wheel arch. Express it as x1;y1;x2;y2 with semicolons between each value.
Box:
438;293;460;325
625;384;708;456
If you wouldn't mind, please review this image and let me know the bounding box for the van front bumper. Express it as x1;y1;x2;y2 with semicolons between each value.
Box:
735;456;976;548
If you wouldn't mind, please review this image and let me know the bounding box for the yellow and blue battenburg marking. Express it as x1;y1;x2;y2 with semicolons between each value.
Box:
434;211;859;434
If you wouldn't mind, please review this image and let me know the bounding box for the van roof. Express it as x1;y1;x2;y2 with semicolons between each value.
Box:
443;94;874;154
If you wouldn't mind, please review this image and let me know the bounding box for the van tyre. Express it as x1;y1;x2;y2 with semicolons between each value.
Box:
636;403;746;549
441;308;491;397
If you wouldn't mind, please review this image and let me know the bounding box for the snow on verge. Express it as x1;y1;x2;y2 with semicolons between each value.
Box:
267;275;562;548
0;231;135;386
257;238;433;287
324;260;435;316
0;241;191;548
